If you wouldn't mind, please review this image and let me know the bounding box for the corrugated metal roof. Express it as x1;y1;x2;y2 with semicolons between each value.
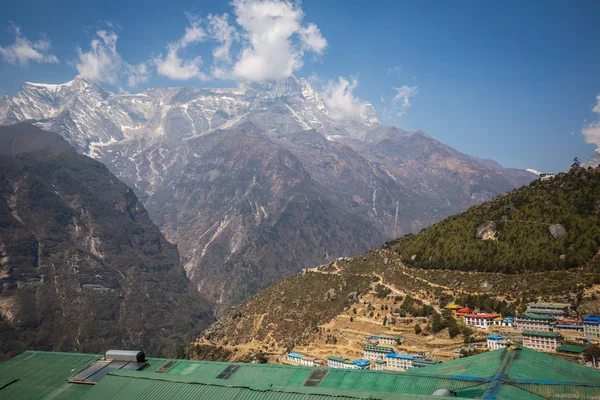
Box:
0;351;100;400
3;347;600;400
405;348;505;379
505;346;600;384
79;370;478;400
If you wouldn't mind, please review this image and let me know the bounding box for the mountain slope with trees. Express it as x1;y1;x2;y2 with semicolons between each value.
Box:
193;165;600;362
390;164;600;273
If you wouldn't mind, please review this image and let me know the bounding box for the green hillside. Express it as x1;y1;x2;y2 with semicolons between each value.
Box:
389;166;600;274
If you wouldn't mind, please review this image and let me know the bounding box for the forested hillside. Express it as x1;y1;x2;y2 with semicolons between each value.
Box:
390;166;600;273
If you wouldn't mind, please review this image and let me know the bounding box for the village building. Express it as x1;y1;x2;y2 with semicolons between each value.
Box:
301;356;316;367
327;356;371;370
353;360;372;370
516;313;554;332
521;330;563;352
373;359;386;371
456;307;472;316
369;334;399;345
557;344;586;356
492;316;514;328
486;334;510;350
555;319;584;332
383;353;421;371
462;313;500;330
583;316;600;339
313;359;325;367
363;345;395;360
444;303;462;317
327;356;351;369
285;353;304;364
526;303;568;318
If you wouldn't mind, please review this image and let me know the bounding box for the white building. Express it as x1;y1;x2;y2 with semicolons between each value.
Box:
327;356;370;369
584;316;600;339
487;334;510;350
526;303;568;318
301;357;315;367
383;353;419;371
516;313;554;332
371;334;399;345
463;313;500;330
373;359;386;371
285;353;304;364
363;345;395;360
521;330;563;352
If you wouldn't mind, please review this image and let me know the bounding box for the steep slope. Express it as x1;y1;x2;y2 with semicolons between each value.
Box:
0;123;213;361
392;165;600;272
144;123;384;310
0;77;534;313
195;166;600;361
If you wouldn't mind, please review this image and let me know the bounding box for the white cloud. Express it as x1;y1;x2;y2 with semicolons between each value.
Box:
298;23;327;54
207;13;237;63
582;94;600;147
392;85;419;116
321;77;368;120
154;17;208;80
0;26;59;66
231;0;327;81
76;30;149;88
386;66;402;76
155;45;207;80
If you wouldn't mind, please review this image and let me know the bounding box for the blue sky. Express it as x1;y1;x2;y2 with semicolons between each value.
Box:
1;0;599;172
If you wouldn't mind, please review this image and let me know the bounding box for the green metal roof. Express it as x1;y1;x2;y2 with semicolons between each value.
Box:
521;330;561;337
2;347;600;399
363;345;394;353
517;313;553;320
556;344;585;353
328;356;349;362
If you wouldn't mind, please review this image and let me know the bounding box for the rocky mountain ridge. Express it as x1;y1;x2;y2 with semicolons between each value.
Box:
195;166;600;362
0;123;213;360
1;77;535;312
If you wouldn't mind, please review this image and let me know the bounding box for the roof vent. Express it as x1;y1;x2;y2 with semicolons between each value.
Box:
432;389;453;396
105;350;145;363
68;350;148;385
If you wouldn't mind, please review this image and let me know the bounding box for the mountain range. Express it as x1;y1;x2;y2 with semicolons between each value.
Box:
197;165;600;362
0;123;213;361
0;76;535;313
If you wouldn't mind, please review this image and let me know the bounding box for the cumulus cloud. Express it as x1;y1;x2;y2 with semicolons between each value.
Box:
207;13;237;64
76;30;149;88
321;77;369;120
392;85;419;116
582;94;600;147
0;25;59;66
231;0;327;81
154;17;208;80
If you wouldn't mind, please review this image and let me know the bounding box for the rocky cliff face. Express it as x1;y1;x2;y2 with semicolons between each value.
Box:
0;123;213;360
0;77;535;313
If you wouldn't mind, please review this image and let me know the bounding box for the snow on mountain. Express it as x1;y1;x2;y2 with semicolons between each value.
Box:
0;75;535;313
